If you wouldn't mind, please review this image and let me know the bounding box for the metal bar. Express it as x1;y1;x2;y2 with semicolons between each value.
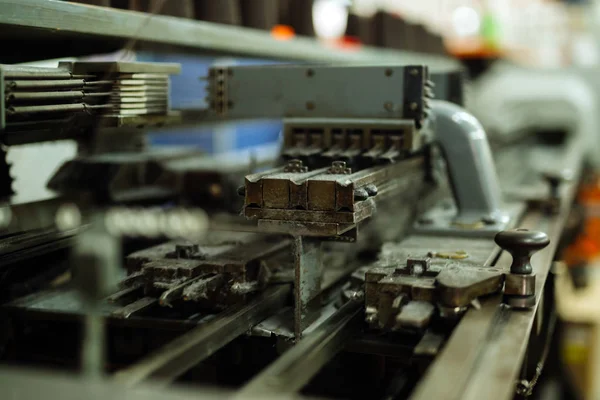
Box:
237;297;363;397
113;284;291;386
293;236;322;338
0;0;459;68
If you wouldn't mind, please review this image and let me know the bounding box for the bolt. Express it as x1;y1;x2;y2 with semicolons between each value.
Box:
365;184;378;197
284;159;308;173
354;188;369;201
384;102;394;111
410;68;420;76
410;102;418;111
385;68;393;77
306;101;315;110
306;68;314;77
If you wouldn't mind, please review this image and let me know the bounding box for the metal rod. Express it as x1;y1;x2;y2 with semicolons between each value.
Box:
237;296;363;397
113;284;291;386
81;309;105;379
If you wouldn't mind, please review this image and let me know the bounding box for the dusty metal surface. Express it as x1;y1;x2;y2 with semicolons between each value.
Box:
113;284;291;386
125;231;291;310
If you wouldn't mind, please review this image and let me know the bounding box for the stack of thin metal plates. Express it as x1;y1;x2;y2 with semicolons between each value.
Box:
0;62;181;144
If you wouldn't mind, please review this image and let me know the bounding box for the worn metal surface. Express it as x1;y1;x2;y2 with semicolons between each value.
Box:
114;284;291;386
365;235;501;331
411;155;580;400
237;297;363;397
125;231;291;309
244;157;425;238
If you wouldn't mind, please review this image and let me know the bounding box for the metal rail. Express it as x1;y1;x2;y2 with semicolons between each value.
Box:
113;284;291;386
237;296;364;397
0;0;459;68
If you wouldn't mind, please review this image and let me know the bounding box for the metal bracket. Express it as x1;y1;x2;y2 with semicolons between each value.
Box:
293;236;323;339
416;100;519;236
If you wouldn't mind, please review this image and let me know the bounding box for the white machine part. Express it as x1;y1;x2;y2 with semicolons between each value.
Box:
468;62;600;168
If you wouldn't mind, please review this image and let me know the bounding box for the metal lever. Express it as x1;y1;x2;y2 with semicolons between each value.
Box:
495;228;550;308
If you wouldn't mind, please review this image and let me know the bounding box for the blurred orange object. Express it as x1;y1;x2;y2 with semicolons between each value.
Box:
563;175;600;266
271;25;295;41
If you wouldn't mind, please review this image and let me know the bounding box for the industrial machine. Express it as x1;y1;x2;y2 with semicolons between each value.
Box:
0;6;588;399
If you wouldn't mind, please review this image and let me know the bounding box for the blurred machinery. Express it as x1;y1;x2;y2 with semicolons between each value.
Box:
0;1;593;400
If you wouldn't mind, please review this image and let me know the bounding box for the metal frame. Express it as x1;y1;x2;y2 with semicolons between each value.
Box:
0;0;460;67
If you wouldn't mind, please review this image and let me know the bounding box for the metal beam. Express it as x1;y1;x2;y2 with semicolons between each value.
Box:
0;0;459;68
113;284;291;386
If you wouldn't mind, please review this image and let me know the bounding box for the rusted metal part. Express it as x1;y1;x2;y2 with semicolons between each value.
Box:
124;231;291;309
365;234;501;331
243;157;424;238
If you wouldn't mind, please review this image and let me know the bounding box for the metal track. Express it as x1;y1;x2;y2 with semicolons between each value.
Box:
113;284;291;386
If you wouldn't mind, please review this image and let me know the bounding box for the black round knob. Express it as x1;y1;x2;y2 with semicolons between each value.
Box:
494;229;550;275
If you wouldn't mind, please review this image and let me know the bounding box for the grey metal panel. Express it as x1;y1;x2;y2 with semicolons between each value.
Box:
220;65;409;119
